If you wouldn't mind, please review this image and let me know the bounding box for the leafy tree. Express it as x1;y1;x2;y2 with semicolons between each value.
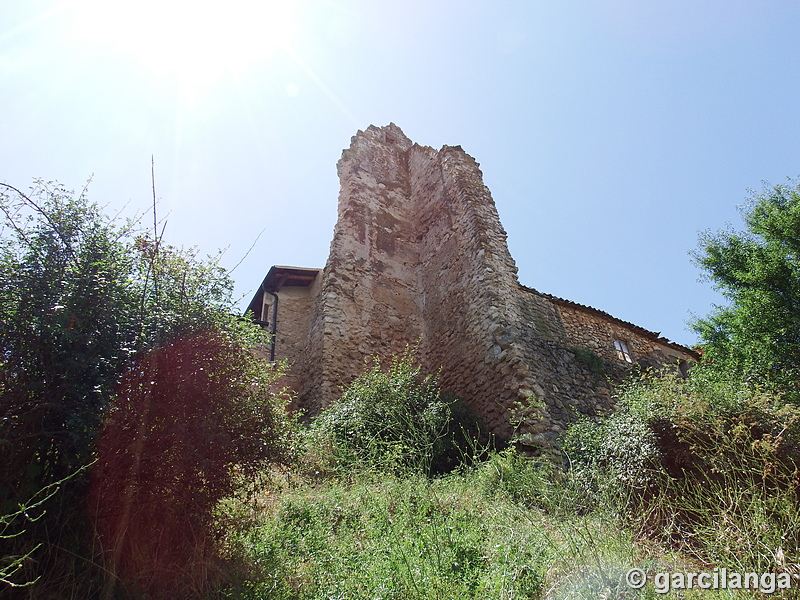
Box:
692;178;800;400
0;182;135;533
0;181;291;595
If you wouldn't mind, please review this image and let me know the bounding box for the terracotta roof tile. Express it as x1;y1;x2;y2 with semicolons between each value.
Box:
519;284;700;359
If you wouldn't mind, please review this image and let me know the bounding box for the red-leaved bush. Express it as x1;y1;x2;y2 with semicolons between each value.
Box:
90;329;290;598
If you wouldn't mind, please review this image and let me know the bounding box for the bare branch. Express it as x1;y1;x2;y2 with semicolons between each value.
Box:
229;227;267;274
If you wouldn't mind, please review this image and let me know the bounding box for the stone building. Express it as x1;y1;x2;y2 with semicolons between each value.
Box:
247;124;698;448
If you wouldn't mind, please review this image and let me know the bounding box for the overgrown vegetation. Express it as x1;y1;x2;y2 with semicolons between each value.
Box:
563;369;800;575
219;362;800;599
4;176;800;598
0;182;292;598
221;462;651;600
91;328;292;599
305;348;484;477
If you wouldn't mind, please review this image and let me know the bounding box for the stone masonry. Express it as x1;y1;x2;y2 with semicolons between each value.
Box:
248;124;698;449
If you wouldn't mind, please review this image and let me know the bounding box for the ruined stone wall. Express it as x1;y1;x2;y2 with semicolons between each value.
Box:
409;143;541;438
284;124;696;449
298;125;425;411
553;300;696;370
294;125;619;444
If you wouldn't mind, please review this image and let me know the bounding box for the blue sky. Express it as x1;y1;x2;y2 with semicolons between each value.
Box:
3;1;800;347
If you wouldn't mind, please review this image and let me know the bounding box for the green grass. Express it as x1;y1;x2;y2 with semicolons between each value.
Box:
215;443;800;600
201;360;800;600
217;453;664;600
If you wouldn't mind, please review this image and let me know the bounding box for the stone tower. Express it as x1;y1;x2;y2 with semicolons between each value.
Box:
249;124;697;447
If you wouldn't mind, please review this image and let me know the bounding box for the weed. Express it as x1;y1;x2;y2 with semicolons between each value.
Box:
305;346;485;477
562;371;800;581
571;347;608;380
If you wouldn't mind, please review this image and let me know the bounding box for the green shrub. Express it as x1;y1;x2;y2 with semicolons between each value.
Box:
562;370;800;572
0;182;294;598
471;449;559;512
306;347;483;476
562;408;663;505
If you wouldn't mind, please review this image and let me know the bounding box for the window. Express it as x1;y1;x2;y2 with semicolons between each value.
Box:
678;359;689;378
261;297;271;323
614;339;633;363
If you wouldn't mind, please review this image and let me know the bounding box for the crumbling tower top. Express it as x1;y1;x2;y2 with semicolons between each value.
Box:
250;124;700;447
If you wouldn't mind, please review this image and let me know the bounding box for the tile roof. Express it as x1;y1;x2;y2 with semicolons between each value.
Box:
519;284;700;358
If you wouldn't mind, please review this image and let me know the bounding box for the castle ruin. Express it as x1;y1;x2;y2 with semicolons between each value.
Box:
248;124;697;447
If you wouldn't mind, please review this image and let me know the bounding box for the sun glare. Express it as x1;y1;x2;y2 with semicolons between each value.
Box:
68;0;298;86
